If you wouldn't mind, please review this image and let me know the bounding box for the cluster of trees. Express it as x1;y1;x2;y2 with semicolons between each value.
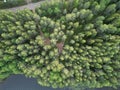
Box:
0;0;27;9
0;0;120;89
0;0;43;9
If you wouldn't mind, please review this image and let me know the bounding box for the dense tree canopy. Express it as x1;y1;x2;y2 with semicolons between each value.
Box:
0;0;120;89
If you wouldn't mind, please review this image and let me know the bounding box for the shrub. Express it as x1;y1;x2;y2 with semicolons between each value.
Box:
0;0;120;89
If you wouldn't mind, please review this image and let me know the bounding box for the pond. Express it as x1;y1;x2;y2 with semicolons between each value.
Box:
0;75;68;90
0;75;119;90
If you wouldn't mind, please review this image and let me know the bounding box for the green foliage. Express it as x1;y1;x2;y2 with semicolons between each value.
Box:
31;0;44;3
0;0;27;9
0;0;120;89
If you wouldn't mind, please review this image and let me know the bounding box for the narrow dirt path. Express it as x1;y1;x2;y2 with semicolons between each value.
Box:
0;0;50;12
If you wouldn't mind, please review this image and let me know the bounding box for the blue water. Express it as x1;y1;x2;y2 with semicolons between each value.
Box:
0;75;68;90
0;75;119;90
